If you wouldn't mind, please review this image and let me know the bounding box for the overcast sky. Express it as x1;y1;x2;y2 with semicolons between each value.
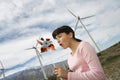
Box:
0;0;120;77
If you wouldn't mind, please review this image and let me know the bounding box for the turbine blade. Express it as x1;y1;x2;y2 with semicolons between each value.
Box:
0;69;4;70
67;8;77;18
0;68;10;71
35;43;38;47
74;19;79;31
81;15;95;20
25;46;41;50
25;47;34;50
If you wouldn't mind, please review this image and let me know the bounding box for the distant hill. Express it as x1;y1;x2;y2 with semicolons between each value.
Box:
2;61;68;80
1;41;120;80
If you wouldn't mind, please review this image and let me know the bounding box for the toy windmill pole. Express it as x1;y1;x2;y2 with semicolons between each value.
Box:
26;43;48;80
0;60;6;80
67;9;101;52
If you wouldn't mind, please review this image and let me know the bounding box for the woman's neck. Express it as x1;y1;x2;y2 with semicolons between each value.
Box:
69;40;80;55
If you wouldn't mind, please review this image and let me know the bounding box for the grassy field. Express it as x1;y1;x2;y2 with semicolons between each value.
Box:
98;42;120;80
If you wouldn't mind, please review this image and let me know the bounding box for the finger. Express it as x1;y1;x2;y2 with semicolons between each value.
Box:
54;66;59;70
54;71;58;75
54;66;59;68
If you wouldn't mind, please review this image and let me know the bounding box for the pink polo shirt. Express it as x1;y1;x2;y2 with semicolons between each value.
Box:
68;41;106;80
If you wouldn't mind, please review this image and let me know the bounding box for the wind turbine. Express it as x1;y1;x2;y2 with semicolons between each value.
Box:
26;42;48;80
0;60;6;80
67;9;101;52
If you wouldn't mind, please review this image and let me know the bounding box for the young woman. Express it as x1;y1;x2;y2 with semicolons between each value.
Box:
52;25;106;80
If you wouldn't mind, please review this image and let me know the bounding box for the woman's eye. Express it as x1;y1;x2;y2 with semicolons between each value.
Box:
56;34;62;39
58;35;61;38
57;34;62;38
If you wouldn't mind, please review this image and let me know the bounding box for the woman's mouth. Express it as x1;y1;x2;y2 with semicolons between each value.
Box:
59;44;62;47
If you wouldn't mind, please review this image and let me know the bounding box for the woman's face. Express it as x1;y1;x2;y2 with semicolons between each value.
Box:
56;32;72;49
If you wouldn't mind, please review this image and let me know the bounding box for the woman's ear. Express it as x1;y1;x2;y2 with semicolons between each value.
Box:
69;32;73;38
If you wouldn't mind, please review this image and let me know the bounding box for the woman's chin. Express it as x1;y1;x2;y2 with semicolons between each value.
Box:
60;44;67;49
62;46;67;49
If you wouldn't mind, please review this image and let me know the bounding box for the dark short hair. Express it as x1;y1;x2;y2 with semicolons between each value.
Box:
52;25;81;42
52;25;74;39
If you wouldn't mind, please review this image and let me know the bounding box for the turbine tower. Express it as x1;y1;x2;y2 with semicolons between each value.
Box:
0;60;6;80
26;43;48;80
67;9;101;52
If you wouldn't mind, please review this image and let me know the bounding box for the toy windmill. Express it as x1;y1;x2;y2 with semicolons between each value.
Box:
37;37;56;53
